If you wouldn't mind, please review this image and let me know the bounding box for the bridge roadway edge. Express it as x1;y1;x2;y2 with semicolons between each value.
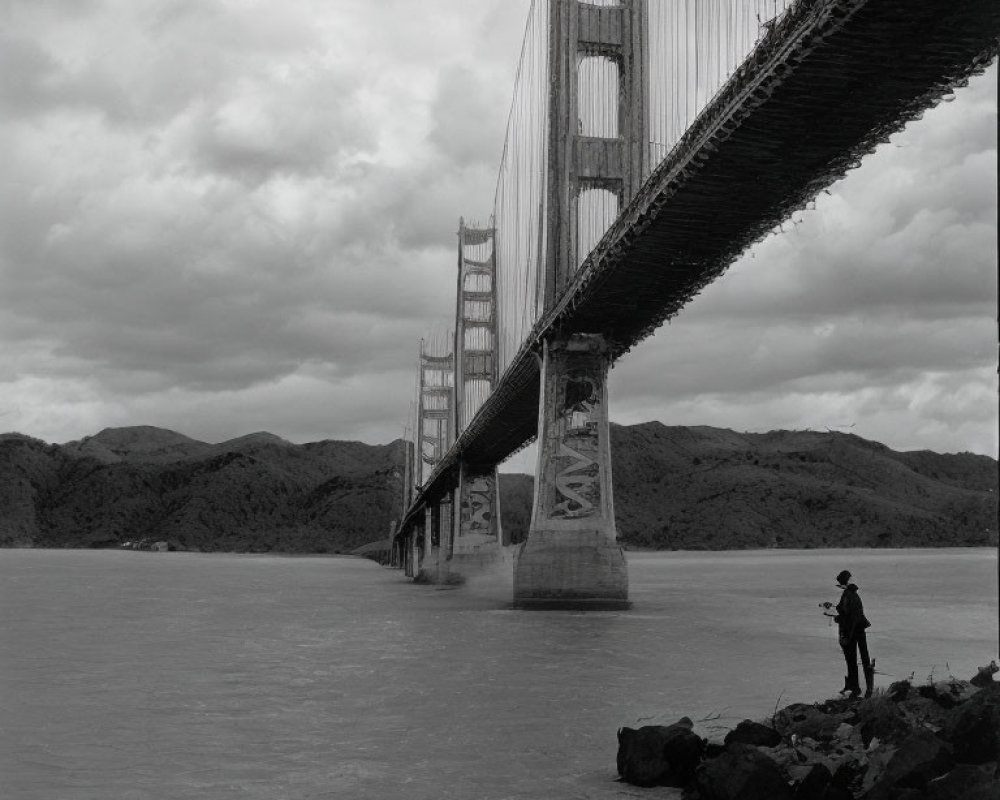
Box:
400;0;999;532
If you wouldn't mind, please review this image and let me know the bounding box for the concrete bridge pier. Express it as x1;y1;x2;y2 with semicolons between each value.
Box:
404;525;420;578
449;461;502;576
513;333;628;609
416;506;439;583
414;498;458;583
438;494;454;576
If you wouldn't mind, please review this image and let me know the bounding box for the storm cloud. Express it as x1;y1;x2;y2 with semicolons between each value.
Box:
0;0;995;460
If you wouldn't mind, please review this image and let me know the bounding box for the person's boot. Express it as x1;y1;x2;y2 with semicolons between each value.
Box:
839;676;851;696
864;663;875;698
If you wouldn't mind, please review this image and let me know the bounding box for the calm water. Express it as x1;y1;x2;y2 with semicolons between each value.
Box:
0;548;996;799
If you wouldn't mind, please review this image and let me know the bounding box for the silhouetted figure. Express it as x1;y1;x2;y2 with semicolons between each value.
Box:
834;569;874;698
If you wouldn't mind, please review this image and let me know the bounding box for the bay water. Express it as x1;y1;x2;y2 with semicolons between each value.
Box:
1;548;995;799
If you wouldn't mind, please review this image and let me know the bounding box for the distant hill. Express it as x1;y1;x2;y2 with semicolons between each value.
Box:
59;426;213;464
1;424;995;552
0;427;404;553
499;424;997;549
613;423;996;548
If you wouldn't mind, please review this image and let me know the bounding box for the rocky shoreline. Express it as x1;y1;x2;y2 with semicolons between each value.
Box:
617;661;999;799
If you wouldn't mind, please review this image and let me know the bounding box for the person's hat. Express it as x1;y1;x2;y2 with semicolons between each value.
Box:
836;570;852;586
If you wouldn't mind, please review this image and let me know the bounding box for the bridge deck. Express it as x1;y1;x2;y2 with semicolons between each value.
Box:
403;0;998;524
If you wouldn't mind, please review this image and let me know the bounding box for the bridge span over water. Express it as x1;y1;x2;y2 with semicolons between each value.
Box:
388;0;998;607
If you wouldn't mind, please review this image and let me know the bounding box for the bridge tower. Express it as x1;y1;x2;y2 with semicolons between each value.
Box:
414;344;454;582
393;439;415;571
514;0;648;608
451;220;504;573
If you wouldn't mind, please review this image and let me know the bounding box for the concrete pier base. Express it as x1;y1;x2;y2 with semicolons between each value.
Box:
448;549;502;581
414;506;435;582
415;501;454;584
414;551;440;584
513;530;628;608
446;462;502;582
512;334;629;609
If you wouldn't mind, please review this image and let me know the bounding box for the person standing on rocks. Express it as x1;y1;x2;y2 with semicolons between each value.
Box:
834;569;874;698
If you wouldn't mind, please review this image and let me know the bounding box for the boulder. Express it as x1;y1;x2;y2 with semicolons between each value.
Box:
792;763;833;800
889;790;926;800
774;703;845;742
858;743;898;797
918;679;979;708
887;680;911;702
777;730;865;788
765;742;809;774
817;696;862;716
944;684;1000;764
854;697;911;747
724;720;782;748
704;741;727;759
617;717;704;788
866;729;954;800
970;660;998;688
830;758;865;796
685;742;794;800
894;694;953;733
926;764;1000;800
786;763;815;784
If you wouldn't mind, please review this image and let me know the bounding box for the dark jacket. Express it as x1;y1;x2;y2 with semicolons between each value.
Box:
835;584;871;640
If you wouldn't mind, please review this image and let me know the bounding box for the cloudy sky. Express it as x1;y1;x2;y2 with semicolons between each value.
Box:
1;1;996;463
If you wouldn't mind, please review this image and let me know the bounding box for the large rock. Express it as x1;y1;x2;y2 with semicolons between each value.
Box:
854;697;911;747
792;764;827;800
887;679;911;702
724;720;782;748
970;660;998;688
944;684;1000;764
889;790;926;800
918;678;979;708
866;729;954;800
773;703;845;741
892;694;954;733
773;732;865;789
859;744;898;797
684;742;794;800
792;763;855;800
830;758;865;797
617;717;704;788
926;764;1000;800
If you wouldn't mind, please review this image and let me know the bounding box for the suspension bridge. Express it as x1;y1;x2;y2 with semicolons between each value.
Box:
386;0;998;608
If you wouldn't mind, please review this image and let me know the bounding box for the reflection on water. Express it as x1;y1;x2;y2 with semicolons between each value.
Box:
0;548;995;799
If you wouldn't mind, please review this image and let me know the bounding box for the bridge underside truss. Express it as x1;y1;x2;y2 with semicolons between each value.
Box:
402;0;998;525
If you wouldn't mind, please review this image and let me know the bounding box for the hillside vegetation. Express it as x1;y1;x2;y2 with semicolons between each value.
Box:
1;423;995;552
0;427;403;552
608;423;996;549
498;423;997;549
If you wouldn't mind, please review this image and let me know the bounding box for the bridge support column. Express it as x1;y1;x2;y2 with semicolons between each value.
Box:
438;494;453;568
514;333;628;609
430;496;457;583
450;461;502;575
416;506;437;583
405;526;419;578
